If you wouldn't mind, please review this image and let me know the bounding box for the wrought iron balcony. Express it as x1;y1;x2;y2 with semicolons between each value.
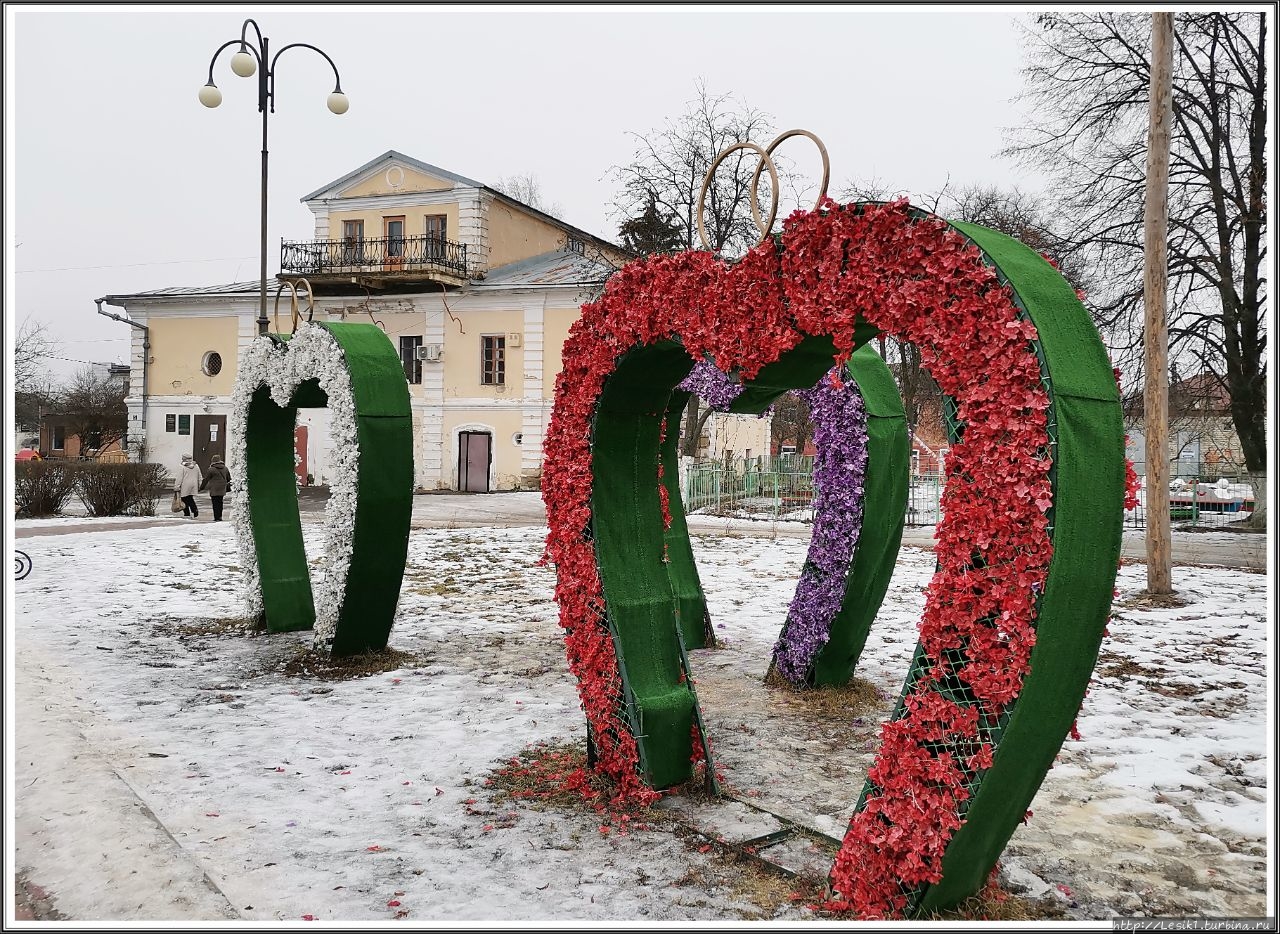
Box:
280;234;470;283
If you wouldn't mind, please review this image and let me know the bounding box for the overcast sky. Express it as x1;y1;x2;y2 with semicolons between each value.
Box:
6;4;1048;381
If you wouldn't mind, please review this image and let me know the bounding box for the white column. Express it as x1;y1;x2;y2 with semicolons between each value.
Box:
420;297;447;488
456;191;491;274
520;297;547;486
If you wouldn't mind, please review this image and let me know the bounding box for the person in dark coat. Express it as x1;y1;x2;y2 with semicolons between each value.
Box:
200;454;233;522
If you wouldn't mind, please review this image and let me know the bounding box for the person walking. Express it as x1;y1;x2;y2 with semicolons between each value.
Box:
174;454;202;518
200;454;233;522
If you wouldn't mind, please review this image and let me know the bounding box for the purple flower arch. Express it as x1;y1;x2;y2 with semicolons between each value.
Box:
679;360;871;683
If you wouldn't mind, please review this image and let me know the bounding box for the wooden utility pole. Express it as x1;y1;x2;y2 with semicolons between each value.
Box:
1143;12;1175;594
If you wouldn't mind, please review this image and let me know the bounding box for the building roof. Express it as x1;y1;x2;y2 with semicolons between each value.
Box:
300;150;487;202
103;279;269;301
478;250;617;289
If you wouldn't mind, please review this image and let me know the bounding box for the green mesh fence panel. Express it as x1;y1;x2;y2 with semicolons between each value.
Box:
243;322;414;657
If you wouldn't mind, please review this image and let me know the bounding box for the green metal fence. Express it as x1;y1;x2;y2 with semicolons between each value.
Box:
1124;469;1257;529
682;454;944;526
683;457;1256;530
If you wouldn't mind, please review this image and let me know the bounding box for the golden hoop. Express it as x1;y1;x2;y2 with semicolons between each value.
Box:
273;279;317;334
749;129;830;232
273;282;300;335
294;277;317;325
696;141;779;253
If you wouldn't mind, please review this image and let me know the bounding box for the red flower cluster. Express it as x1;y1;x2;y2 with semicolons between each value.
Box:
543;199;1070;916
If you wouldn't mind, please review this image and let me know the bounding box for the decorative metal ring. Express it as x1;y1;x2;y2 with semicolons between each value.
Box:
15;550;32;581
273;281;315;334
294;277;317;324
749;129;830;232
696;141;779;253
696;129;829;253
273;282;297;335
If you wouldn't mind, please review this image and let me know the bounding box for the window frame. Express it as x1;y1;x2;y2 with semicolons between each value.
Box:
400;335;423;385
481;334;506;386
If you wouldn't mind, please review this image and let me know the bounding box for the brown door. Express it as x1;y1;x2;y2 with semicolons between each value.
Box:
192;415;227;475
384;216;405;271
458;431;491;493
295;426;309;486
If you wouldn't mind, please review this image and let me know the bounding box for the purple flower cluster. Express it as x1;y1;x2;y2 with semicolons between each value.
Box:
679;358;745;412
772;368;870;683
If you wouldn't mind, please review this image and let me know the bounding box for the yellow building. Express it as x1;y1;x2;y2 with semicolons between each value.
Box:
99;151;771;490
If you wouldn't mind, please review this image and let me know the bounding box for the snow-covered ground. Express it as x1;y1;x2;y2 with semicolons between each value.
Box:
10;522;1273;922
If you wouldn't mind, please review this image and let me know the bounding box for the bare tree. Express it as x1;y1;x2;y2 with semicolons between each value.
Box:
770;393;814;458
15;318;50;391
610;79;787;258
14;319;56;434
56;367;128;454
1008;11;1267;526
492;172;565;219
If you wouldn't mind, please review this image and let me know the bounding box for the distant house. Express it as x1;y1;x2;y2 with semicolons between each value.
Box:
37;363;130;461
1124;371;1246;475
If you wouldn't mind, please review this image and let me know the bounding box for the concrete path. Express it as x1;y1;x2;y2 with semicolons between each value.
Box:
12;643;240;920
13;490;1267;571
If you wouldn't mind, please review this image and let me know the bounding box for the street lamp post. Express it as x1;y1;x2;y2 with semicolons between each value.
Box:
200;18;348;336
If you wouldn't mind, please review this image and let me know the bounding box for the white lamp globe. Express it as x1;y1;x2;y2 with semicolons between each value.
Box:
198;83;223;108
230;50;257;78
327;91;349;115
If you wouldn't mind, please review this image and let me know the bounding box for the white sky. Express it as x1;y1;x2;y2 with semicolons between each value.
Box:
6;4;1048;381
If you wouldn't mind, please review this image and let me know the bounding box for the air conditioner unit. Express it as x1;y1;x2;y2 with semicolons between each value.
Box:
415;344;443;362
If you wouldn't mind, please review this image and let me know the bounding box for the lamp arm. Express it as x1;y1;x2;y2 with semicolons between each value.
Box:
239;18;265;50
205;38;248;83
270;42;344;91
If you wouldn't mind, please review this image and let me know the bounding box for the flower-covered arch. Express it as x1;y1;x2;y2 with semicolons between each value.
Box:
230;321;414;657
542;200;1126;916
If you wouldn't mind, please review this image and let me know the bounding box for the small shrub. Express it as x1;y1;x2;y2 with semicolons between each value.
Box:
76;462;167;516
14;460;77;517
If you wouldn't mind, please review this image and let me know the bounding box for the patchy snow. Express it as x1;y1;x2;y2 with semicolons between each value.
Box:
10;522;1272;921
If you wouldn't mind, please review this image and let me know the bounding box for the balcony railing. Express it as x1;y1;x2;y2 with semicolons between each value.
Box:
280;235;470;279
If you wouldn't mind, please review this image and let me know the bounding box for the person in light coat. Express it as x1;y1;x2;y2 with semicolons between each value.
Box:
200;454;232;522
174;454;202;518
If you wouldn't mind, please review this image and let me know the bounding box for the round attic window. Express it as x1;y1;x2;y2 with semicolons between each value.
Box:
202;351;223;377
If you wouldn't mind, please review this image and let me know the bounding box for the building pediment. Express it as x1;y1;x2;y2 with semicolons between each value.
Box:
301;150;486;203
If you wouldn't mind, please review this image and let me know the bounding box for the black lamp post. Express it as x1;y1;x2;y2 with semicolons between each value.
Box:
200;18;348;336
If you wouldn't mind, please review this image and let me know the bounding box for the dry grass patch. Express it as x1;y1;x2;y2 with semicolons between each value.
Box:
152;616;260;639
763;672;889;720
281;646;426;680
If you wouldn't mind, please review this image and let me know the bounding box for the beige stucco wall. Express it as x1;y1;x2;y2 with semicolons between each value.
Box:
542;308;580;398
443;408;525;490
146;316;239;396
326;203;460;242
442;310;525;399
486;201;568;268
712;414;772;461
340;165;452;198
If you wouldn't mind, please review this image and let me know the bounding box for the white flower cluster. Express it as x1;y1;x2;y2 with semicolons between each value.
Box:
228;324;360;648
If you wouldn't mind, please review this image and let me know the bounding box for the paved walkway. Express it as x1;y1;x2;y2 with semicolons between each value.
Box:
15;491;1267;570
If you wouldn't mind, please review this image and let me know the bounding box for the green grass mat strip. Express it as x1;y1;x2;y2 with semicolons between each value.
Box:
592;341;700;788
